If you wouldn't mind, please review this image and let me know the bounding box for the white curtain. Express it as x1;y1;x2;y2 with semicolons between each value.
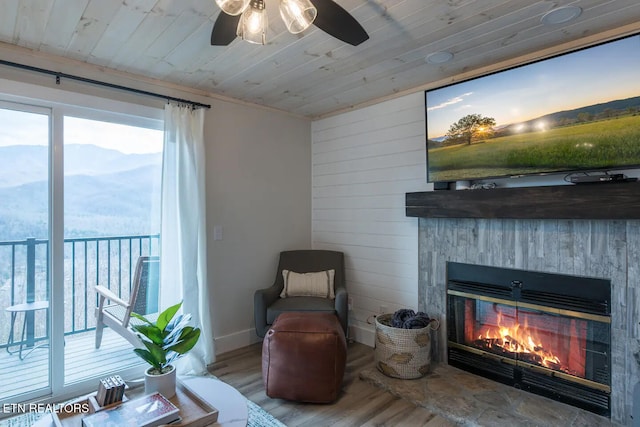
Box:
160;103;214;374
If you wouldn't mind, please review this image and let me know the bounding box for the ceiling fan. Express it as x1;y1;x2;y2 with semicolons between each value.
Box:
211;0;369;46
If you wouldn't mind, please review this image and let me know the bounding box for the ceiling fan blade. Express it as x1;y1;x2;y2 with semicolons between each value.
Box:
310;0;369;46
211;12;240;46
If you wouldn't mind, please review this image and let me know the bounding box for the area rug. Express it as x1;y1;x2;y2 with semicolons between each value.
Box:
246;399;286;427
0;395;285;427
0;412;43;427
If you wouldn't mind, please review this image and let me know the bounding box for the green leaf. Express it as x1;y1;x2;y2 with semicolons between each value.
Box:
133;349;162;371
132;324;164;345
131;312;154;325
141;340;166;368
156;302;182;332
178;326;198;342
167;328;201;354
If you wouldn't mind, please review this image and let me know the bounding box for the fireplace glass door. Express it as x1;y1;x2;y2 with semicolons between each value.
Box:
448;292;611;415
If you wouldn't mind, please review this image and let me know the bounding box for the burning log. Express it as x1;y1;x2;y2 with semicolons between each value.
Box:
520;353;543;365
473;337;569;373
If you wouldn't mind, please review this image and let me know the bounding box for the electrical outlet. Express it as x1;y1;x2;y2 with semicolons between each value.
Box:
379;305;388;314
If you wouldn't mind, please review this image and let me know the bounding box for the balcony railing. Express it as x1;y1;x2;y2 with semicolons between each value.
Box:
0;234;160;350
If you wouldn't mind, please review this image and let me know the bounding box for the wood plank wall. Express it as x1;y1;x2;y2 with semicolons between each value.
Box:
418;217;640;424
311;92;431;344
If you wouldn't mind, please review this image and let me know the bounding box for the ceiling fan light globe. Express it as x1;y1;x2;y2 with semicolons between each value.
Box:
237;0;267;45
279;0;317;34
216;0;251;16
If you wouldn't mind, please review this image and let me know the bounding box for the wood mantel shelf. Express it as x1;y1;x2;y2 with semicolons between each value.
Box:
405;181;640;219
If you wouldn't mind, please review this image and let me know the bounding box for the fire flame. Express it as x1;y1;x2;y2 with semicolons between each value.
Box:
479;311;562;369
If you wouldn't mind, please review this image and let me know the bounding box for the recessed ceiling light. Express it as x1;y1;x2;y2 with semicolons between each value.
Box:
541;6;582;25
426;51;454;64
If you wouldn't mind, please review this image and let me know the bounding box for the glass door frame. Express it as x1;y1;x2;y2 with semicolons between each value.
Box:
0;78;163;406
0;99;53;405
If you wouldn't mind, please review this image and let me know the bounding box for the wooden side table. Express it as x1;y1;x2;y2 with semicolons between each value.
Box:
179;376;248;427
32;376;248;427
5;300;49;360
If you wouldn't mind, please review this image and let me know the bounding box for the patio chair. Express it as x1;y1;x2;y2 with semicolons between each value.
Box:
94;256;160;349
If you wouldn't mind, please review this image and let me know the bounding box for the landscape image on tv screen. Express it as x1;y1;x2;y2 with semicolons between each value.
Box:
426;34;640;183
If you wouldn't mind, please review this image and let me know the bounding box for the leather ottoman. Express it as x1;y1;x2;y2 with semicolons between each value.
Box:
262;312;347;403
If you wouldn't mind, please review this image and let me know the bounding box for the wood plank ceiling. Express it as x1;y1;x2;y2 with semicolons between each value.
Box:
0;0;639;118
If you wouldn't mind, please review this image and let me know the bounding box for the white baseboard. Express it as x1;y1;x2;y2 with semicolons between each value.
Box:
214;328;262;355
350;324;375;348
215;324;374;356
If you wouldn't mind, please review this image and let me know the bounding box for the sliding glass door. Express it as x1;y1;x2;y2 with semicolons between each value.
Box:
0;97;163;406
0;102;52;402
62;115;163;385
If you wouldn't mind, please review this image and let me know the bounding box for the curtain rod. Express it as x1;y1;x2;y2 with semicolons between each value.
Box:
0;59;211;110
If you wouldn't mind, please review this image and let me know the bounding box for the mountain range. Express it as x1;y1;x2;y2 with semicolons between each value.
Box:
532;95;640;123
0;144;161;241
504;96;640;132
430;96;640;142
0;144;161;188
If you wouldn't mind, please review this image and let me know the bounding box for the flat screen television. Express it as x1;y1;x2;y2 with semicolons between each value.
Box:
425;33;640;183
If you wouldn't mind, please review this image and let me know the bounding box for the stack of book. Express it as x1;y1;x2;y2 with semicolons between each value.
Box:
81;392;180;427
95;375;126;407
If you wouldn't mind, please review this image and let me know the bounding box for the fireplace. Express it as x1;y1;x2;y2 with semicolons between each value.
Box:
446;262;611;417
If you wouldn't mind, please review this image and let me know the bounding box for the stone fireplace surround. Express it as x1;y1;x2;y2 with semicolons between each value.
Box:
417;216;640;425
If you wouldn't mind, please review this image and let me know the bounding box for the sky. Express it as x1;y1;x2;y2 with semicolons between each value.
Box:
0;110;163;154
426;35;640;139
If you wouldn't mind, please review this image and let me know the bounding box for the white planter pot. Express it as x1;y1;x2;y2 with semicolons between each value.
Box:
144;365;177;398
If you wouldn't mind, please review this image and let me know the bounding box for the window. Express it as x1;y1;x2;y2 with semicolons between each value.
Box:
0;83;163;405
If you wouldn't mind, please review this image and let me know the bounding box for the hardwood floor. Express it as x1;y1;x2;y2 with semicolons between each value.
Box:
209;342;454;427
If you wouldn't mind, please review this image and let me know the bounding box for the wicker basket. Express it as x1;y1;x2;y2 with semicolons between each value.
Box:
374;313;433;379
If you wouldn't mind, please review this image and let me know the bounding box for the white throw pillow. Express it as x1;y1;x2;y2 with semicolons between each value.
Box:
280;269;336;299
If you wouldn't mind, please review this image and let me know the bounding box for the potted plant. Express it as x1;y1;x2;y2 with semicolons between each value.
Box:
131;301;201;398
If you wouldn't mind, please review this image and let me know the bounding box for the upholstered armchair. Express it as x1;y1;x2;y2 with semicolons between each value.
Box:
254;250;348;338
